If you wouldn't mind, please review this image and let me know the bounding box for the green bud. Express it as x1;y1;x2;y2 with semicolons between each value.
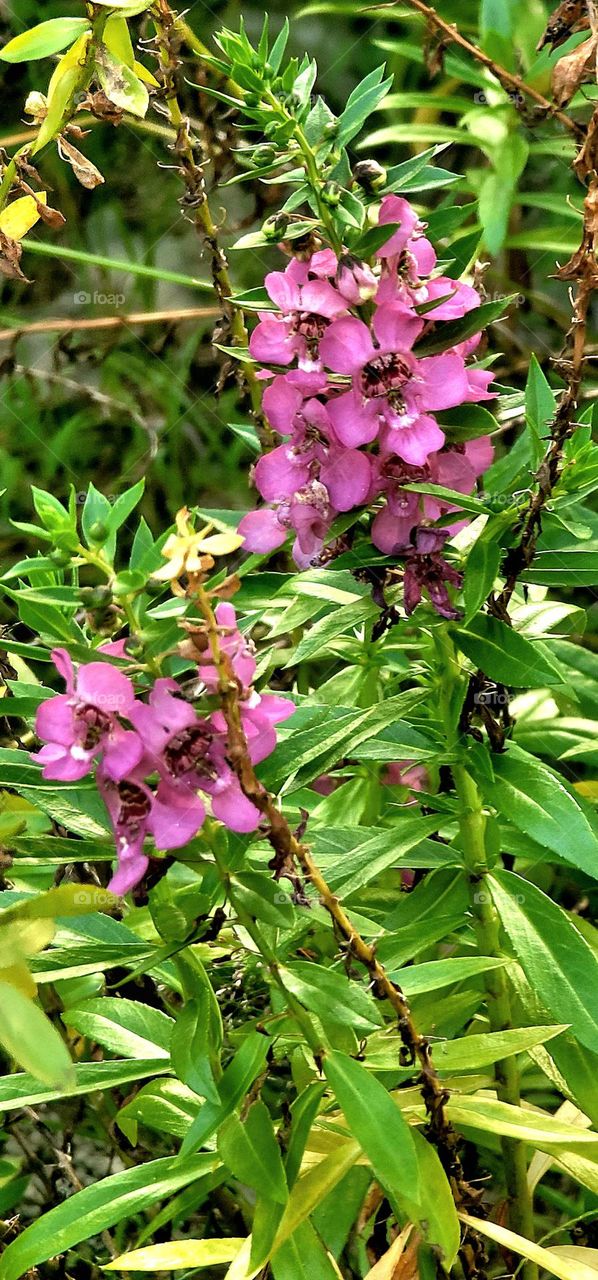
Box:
352;159;387;192
244;92;261;109
80;585;113;609
88;520;109;545
253;143;277;167
262;212;290;241
49;548;72;568
321;181;341;208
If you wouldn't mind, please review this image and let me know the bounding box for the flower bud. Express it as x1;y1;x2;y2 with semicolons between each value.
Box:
80;585;113;609
88;520;109;545
253;144;277;167
352;159;387;192
321;181;341;208
336;254;378;304
262;212;290;241
49;548;72;568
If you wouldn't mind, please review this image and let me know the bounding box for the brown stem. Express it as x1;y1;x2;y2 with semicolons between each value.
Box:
493;128;598;616
0;307;218;342
190;581;488;1277
369;0;582;137
151;1;272;445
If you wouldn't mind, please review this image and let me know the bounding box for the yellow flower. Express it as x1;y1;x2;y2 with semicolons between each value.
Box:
153;507;244;584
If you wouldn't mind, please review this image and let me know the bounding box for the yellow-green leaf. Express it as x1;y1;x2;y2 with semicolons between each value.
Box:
105;1239;245;1270
0;19;90;63
0;980;74;1089
0;194;47;241
459;1212;598;1280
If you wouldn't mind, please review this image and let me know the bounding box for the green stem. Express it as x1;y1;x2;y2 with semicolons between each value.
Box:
213;850;324;1059
435;628;538;1280
23;240;213;292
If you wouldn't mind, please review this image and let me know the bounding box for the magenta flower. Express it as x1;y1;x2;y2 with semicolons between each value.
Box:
213;690;295;766
371;438;493;554
320;304;465;461
254;395;372;512
99;764;206;897
34;648;142;783
376;195;436;276
249;257;347;370
128;679;262;833
403;527;463;619
198;602;257;693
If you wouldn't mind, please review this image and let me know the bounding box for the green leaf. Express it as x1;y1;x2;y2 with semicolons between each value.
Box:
272;1221;342;1280
105;1239;245;1270
171;997;220;1105
390;956;508;995
464;538;501;621
520;550;598;587
287;597;379;666
525;353;555;440
0;1059;169;1114
323;1051;420;1208
449;1094;598;1150
0;981;74;1089
180;1032;270;1156
282;963;383;1034
219;1101;288;1204
415;295;516;356
478;746;598;878
431;1024;568;1073
402;481;492;516
61;997;173;1059
337;66;394;145
400;1129;459;1267
453;614;564;687
0;1155;217;1280
0;18;90;62
490;871;598;1054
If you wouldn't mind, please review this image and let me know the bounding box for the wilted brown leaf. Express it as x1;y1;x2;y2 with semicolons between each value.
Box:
365;1226;420;1279
18;183;65;231
57;137;104;189
0;231;29;281
551;34;598;105
538;0;590;51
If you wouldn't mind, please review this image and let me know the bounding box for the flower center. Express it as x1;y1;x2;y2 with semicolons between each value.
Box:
116;780;152;834
75;704;112;750
292;312;328;359
163;722;215;781
360;353;412;407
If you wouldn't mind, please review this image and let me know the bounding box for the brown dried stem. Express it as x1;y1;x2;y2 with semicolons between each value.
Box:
189;579;487;1274
151;1;271;444
368;0;582;137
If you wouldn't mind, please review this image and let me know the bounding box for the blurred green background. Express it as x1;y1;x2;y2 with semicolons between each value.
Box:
0;0;592;547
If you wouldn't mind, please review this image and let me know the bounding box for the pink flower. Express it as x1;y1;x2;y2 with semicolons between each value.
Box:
33;648;142;783
320;305;461;462
371;439;493;554
100;765;206;897
128;679;262;833
198;602;257;693
249;258;347;370
403;527;463;619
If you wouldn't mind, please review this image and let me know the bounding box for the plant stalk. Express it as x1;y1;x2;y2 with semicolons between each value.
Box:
436;629;538;1280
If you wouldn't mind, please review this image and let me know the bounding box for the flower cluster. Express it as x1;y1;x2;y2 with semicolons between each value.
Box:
34;604;294;896
239;195;495;617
